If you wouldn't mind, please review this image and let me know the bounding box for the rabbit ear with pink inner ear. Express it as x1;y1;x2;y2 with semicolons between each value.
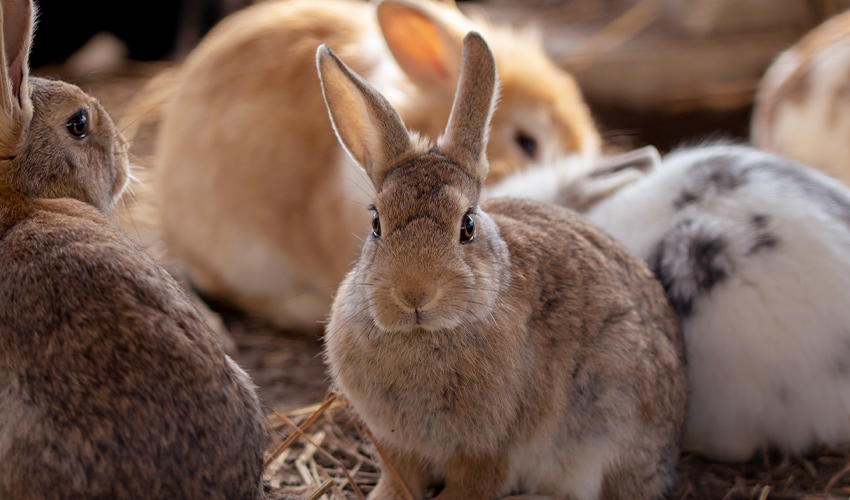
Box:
376;0;465;92
317;43;414;192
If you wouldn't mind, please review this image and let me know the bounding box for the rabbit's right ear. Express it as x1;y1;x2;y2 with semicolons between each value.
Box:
0;0;32;144
317;45;412;192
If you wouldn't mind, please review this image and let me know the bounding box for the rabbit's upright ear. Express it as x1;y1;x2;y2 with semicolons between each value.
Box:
0;0;32;144
317;44;412;192
376;0;465;92
438;32;498;188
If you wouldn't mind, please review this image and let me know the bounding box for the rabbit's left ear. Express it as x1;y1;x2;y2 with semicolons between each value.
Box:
317;44;413;192
437;32;498;188
0;0;32;142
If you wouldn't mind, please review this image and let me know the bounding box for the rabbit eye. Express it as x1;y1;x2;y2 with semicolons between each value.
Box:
66;109;90;138
460;214;475;243
372;211;381;238
516;132;537;159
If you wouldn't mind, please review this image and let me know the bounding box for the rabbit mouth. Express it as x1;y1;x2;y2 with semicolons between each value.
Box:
371;299;464;333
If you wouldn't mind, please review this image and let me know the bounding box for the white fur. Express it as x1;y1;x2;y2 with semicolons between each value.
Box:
483;154;596;203
504;424;621;500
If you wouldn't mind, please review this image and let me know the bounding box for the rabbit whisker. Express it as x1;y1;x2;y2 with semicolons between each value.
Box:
119;104;162;135
344;156;377;195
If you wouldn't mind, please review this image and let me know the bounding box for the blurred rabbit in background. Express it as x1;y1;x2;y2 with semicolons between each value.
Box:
752;9;850;184
156;0;601;332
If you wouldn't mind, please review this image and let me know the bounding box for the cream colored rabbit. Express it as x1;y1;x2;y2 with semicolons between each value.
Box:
322;32;687;500
752;10;850;184
157;0;600;331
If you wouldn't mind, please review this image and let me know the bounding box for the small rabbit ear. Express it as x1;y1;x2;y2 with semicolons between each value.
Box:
0;0;32;140
593;146;662;177
437;32;498;187
376;0;464;92
317;44;412;192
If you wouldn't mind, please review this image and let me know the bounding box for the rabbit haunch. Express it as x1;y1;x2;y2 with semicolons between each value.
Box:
0;0;267;497
321;32;687;500
157;0;600;332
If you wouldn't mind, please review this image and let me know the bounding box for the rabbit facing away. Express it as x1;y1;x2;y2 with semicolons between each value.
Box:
499;143;850;461
321;32;687;500
0;1;267;498
752;10;850;184
157;0;600;332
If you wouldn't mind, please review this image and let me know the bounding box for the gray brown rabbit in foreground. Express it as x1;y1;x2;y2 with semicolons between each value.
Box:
321;32;688;500
0;1;266;498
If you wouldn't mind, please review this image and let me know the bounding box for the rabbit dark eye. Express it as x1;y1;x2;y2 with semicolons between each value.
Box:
372;211;381;237
66;109;90;138
460;214;474;243
516;132;537;159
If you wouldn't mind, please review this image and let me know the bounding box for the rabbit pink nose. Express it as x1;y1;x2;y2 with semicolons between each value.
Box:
393;286;435;310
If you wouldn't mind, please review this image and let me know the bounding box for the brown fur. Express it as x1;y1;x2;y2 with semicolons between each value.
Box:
0;1;266;497
1;78;129;211
322;33;687;500
157;0;600;331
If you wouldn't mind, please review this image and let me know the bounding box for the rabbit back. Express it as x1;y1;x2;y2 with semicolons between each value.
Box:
0;193;266;500
752;10;850;184
588;144;850;460
159;0;382;331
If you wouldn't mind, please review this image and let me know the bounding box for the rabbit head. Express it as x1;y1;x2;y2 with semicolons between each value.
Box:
319;30;506;333
0;0;129;214
375;0;600;184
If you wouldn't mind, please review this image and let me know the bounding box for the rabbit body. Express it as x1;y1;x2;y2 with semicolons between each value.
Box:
0;0;267;496
157;0;599;331
579;144;850;461
0;192;266;500
752;10;850;184
320;32;686;500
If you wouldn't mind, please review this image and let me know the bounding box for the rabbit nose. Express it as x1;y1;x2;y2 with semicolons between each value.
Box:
393;286;435;310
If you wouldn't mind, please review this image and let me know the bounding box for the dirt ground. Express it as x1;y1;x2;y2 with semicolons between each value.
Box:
49;61;850;500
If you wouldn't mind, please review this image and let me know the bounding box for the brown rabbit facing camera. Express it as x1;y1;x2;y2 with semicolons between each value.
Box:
0;0;267;498
321;32;688;500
